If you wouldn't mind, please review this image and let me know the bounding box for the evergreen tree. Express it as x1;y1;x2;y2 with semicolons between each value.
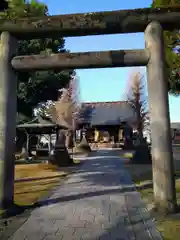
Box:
151;0;180;94
0;0;74;119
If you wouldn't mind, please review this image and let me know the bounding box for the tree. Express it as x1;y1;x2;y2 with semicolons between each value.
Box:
0;0;74;119
151;0;180;94
49;76;91;153
33;100;55;119
29;84;78;166
52;88;76;128
33;75;81;147
125;71;152;165
125;71;149;141
0;0;8;11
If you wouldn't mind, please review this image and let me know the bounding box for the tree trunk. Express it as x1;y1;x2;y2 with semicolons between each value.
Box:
65;130;73;149
136;105;144;141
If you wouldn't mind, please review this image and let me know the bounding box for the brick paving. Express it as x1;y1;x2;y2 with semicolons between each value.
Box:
9;150;162;240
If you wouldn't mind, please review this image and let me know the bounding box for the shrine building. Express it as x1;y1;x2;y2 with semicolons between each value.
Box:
78;101;137;143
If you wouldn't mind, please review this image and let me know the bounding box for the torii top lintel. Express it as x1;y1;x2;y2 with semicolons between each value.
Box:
0;6;180;39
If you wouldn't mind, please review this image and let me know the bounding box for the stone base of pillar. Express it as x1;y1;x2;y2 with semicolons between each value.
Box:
49;147;73;166
130;142;152;164
0;199;14;210
123;138;134;150
49;131;73;166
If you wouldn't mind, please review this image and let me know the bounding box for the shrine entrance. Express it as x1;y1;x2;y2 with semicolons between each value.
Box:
0;6;179;213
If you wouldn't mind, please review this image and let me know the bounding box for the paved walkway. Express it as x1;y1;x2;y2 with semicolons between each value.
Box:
10;150;162;240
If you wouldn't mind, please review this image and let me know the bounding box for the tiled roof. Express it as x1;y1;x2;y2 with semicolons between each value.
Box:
79;101;136;126
171;122;180;129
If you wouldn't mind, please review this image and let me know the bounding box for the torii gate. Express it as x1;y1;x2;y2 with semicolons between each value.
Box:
0;6;180;213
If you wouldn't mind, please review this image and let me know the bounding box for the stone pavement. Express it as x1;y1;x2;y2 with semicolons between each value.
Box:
9;150;162;240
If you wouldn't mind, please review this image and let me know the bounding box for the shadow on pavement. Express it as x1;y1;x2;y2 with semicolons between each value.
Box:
1;149;163;240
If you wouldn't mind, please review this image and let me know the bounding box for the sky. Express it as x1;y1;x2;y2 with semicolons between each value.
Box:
43;0;180;122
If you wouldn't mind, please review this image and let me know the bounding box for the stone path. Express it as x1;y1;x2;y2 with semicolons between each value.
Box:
9;150;162;240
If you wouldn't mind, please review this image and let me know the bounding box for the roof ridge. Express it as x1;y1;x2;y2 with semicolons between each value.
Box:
83;101;127;105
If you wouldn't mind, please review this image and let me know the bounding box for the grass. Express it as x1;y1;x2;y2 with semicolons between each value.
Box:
122;152;133;159
1;157;80;210
124;160;180;240
73;158;80;164
138;179;180;240
14;163;69;206
157;217;180;240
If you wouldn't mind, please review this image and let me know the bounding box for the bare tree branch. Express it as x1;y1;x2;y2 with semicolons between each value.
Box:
125;70;149;139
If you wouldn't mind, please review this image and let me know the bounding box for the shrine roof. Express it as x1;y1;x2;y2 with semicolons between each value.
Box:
171;122;180;129
79;101;136;126
16;115;64;133
17;123;57;129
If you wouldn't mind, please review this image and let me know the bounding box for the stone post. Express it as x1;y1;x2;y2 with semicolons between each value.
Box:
0;32;18;208
145;21;176;213
118;128;123;141
94;129;99;142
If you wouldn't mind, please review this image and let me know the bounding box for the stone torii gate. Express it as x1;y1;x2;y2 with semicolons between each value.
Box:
0;7;180;213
